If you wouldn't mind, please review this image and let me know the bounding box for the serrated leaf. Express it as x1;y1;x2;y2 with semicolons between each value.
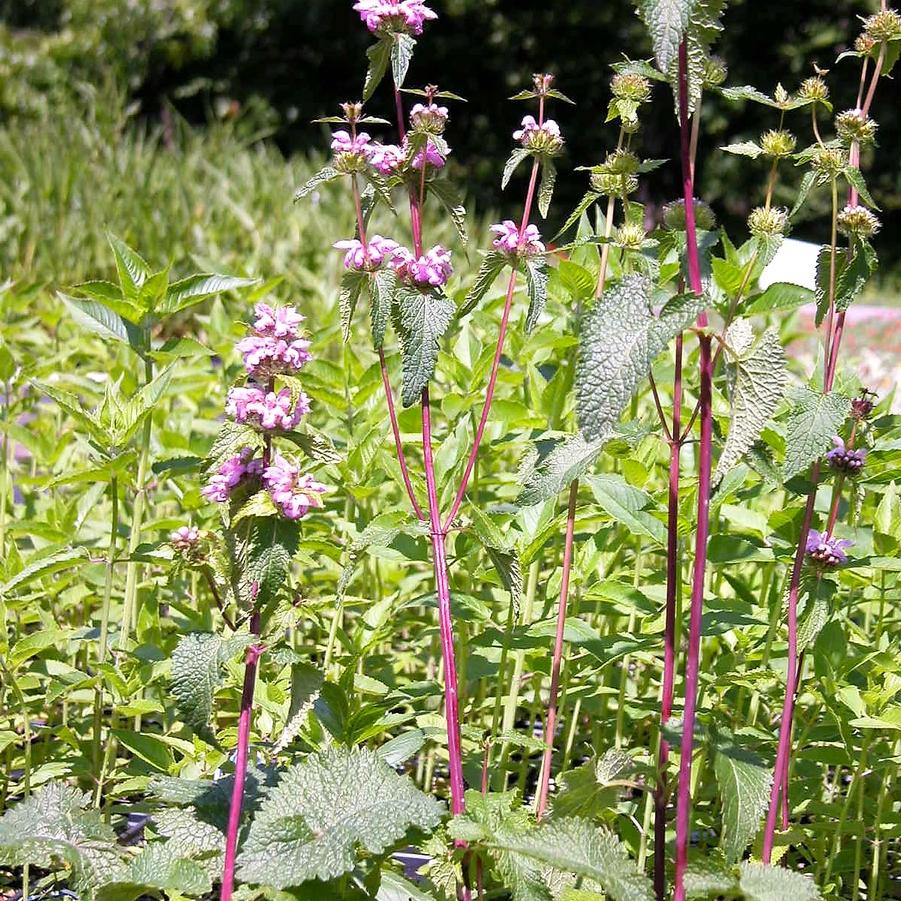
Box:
205;422;263;473
274;662;323;754
555;191;602;240
683;855;739;897
713;741;772;862
236;747;444;887
171;633;252;743
738;862;821;901
790;171;816;218
392;285;456;407
97;841;213;901
364;39;391;101
0;783;125;897
459;251;509;317
340;268;369;342
637;0;697;72
842;167;878;208
835;239;877;313
518;433;609;507
294;166;341;201
782;387;851;481
721;141;764;158
586;474;667;545
524;257;548;334
468;506;523;604
550;750;636;820
428;180;467;245
281;428;342;465
391;33;416;87
503;148;532;189
713;324;787;487
576;276;704;440
243;516;301;606
538;158;557;218
369;266;397;349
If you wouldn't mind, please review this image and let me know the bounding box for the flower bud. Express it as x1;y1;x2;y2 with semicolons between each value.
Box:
760;129;797;158
837;204;881;238
590;172;638;197
604;149;641;176
863;8;901;42
851;391;876;421
747;206;789;238
798;76;829;104
662;198;717;231
612;223;646;251
836;109;878;146
340;101;364;123
703;56;728;88
611;72;651;103
810;145;846;179
533;73;556;95
825;436;866;475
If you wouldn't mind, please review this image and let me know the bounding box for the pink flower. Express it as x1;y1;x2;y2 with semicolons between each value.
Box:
236;334;312;378
330;130;372;157
410;139;446;170
170;525;200;548
263;454;329;520
226;386;311;432
410;102;448;133
392;245;453;287
252;303;303;339
513;116;564;154
805;529;853;567
369;142;406;175
202;448;263;503
333;235;400;270
353;0;437;35
490;220;545;256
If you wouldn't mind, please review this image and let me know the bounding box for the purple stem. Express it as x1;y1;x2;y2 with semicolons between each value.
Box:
535;479;579;820
219;610;263;901
672;39;712;901
655;332;683;900
421;387;466;816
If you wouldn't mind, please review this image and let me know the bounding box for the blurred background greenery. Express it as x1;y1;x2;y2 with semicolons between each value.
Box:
1;0;897;292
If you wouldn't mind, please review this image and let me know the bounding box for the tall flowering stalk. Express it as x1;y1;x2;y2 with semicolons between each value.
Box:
762;9;894;858
200;302;327;901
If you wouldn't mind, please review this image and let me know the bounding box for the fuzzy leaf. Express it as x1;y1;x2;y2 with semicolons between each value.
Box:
713;741;772;862
467;506;522;605
391;33;416;87
364;39;391;101
393;285;456;406
243;516;301;606
0;783;125;897
577;276;704;440
459;251;509;317
713;324;787;487
518;433;608;507
538;158;557;218
171;633;252;743
97;842;212;901
637;0;698;73
782;387;851;481
428;180;467;245
721;141;764;158
340;268;368;342
370;267;397;349
550;750;636;820
737;862;822;901
503;148;532;189
236;747;444;888
524;257;548;333
294;166;341;201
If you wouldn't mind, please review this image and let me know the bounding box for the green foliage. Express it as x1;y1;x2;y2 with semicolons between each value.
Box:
712;738;772;862
782;387;851;481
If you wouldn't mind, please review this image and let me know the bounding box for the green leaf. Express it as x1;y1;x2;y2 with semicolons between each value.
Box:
713;323;787;487
518;434;608;507
392;285;456;407
364;38;392;101
0;783;125;897
243;516;301;607
503;148;532;189
235;747;444;888
459;251;509;317
538;158;557;218
468;505;523;605
428;179;467;245
790;171;816;218
555;190;602;240
378;869;438;901
171;633;252;744
721;141;764;158
713;740;772;862
524;257;548;334
637;0;697;73
60;293;131;344
550;750;637;820
587;474;667;545
737;862;822;901
370;266;397;349
481;817;655;901
294;165;341;201
782;387;851;481
842;167;878;208
744;282;813;315
577;276;704;440
835;239;877;313
162;273;257;316
35;382;112;445
108;234;150;300
340;268;369;342
391;33;417;87
97;842;212;901
0;547;90;598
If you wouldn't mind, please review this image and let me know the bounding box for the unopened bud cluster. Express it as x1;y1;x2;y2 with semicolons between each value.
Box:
826;436;866;475
760;129;797;158
747;206;789;238
835;109;878;146
662;198;717;232
798;76;829;104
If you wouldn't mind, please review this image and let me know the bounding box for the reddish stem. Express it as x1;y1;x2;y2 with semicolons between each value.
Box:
535;479;579;820
219;610;263;901
655;331;683;900
421;387;466;816
672;39;712;901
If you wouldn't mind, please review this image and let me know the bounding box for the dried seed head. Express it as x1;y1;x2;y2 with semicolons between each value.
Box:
613;223;646;250
798;76;829;103
851;390;876;421
589;172;638;197
662;197;717;231
703;56;728;87
837;204;881;238
810;145;846;178
863;8;901;42
836;109;878;146
611;72;652;103
760;129;797;158
747;206;789;238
